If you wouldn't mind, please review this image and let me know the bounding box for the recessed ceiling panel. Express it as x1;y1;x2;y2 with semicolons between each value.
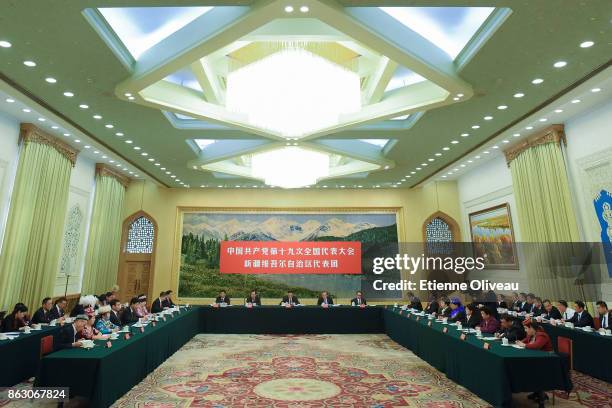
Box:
98;7;213;59
379;7;495;58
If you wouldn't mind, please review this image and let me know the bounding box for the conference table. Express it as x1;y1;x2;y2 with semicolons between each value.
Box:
0;325;59;387
384;307;572;407
33;305;575;408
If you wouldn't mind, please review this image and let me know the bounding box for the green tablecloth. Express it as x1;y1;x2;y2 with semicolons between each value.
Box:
201;305;384;333
35;307;200;407
0;326;59;386
383;308;572;407
540;322;612;382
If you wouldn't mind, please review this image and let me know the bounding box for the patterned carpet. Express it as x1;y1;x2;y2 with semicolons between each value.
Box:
113;334;488;408
1;334;610;407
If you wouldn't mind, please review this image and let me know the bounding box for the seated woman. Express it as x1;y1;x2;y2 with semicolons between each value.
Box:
516;322;553;406
78;313;109;341
1;303;29;332
94;305;119;334
437;298;451;317
448;298;466;324
135;295;149;318
465;304;482;328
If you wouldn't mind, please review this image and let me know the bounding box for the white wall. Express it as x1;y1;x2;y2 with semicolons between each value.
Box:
564;99;612;302
457;155;529;292
0;111;21;255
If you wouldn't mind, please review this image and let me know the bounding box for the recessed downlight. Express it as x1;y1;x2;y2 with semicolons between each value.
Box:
300;5;309;12
22;108;31;113
63;91;74;97
514;92;525;98
23;60;36;67
93;114;102;119
79;104;89;109
531;78;544;85
571;99;581;104
525;126;534;130
497;105;508;110
461;133;469;137
134;146;141;150
591;88;601;93
105;124;114;128
5;98;15;103
553;61;567;68
442;147;450;151
484;116;493;120
0;41;11;48
580;41;594;48
471;125;480;129
284;5;294;12
125;140;133;144
554;109;563;113
451;140;459;144
115;132;124;136
45;77;57;84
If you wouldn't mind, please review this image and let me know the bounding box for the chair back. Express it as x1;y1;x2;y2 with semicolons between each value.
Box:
40;335;54;357
557;336;573;369
593;316;601;330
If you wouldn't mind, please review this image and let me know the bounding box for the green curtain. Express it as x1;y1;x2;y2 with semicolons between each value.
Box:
81;174;125;294
509;141;582;299
0;142;73;311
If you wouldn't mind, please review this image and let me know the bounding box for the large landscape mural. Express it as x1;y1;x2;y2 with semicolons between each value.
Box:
178;211;399;300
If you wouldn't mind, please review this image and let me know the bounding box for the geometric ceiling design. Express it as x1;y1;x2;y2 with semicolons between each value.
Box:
0;1;610;189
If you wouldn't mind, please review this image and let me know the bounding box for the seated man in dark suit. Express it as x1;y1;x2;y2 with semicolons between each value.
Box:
48;297;67;322
495;314;526;342
245;290;261;306
514;292;527;312
567;300;595;328
596;300;610;329
317;291;333;306
121;297;141;325
281;290;300;306
109;299;123;326
542;299;561;320
465;304;482;328
32;297;53;324
406;292;422;311
424;296;439;314
215;290;231;305
55;315;88;350
151;292;167;313
522;293;536;314
162;290;175;308
496;293;508;309
530;297;544;317
350;291;366;306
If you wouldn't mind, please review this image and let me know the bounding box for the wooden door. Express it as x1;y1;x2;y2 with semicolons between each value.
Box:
121;260;150;301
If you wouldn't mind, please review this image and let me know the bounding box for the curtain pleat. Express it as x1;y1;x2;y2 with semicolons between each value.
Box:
0;142;72;311
81;175;125;295
509;142;582;299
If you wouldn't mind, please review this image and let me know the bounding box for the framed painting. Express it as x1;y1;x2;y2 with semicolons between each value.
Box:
469;203;518;269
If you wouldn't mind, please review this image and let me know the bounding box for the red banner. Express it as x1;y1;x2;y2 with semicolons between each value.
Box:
220;241;362;274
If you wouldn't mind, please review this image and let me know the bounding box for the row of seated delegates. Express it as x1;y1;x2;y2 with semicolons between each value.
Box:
210;289;368;307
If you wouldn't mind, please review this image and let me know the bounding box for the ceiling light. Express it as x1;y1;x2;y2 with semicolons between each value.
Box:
416;167;422;170
109;160;114;163
115;132;124;136
484;116;493;120
554;109;563;113
252;147;329;188
442;147;450;151
37;117;46;122
63;91;74;97
539;118;548;122
435;153;442;156
116;164;122;168
128;96;135;101
513;133;520;137
451;140;459;144
284;5;294;13
300;5;309;12
468;160;473;163
5;98;14;103
105;124;114;128
165;171;171;174
226;46;360;138
74;139;80;143
428;158;434;162
410;171;416;175
141;152;148;156
154;163;160;166
102;155;107;159
0;41;11;48
441;175;447;178
125;140;133;144
457;93;464;98
526;126;533;130
84;145;91;149
497;105;508;110
384;165;390;170
94;150;99;154
502;140;509;144
475;155;481;159
79;104;89;109
148;158;154;162
492;145;499;149
571;99;581;104
591;88;601;93
580;41;594;48
461;133;469;137
161;167;166;170
124;93;132;97
483;150;490;154
453;97;459;101
51;125;58;129
22;108;31;113
63;133;70;136
472;125;480;129
514;92;525;98
532;78;544;85
553;61;567;68
170;175;176;178
134;146;141;150
23;60;36;67
93;114;102;119
45;77;57;84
